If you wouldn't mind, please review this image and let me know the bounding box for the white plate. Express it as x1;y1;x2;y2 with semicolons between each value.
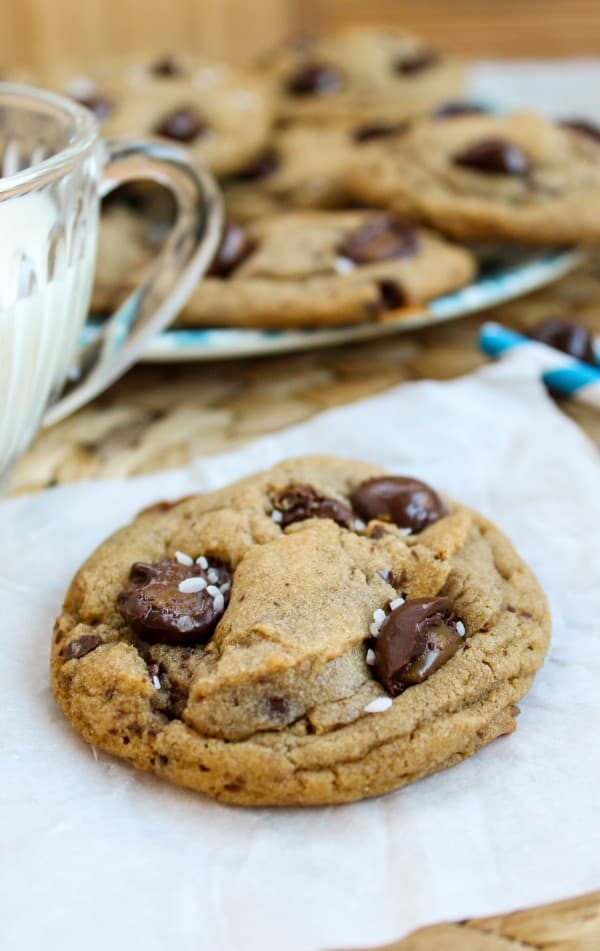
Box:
81;248;582;362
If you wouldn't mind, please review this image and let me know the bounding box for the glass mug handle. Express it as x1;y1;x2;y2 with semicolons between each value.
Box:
43;136;223;427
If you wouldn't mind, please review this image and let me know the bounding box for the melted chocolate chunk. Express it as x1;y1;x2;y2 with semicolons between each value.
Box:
209;221;255;278
151;56;183;77
352;121;410;143
376;280;406;312
559;118;600;145
273;484;355;529
118;558;232;646
433;101;489;119
529;317;596;366
339;214;418;265
395;50;439;76
453;138;530;176
351;476;446;533
374;597;464;696
234;148;279;182
154;107;207;143
74;91;115;122
286;62;342;96
63;634;102;660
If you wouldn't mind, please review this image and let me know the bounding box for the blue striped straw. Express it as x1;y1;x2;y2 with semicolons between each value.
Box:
479;322;600;410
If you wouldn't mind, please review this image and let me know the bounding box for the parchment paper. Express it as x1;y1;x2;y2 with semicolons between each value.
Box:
2;352;599;951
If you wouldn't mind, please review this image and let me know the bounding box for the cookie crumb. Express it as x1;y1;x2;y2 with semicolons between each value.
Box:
364;697;393;714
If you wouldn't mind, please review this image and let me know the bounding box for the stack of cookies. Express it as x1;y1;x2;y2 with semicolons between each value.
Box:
32;28;600;330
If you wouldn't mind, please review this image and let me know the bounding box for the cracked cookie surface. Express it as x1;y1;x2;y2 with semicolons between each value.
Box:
51;456;550;806
345;111;600;244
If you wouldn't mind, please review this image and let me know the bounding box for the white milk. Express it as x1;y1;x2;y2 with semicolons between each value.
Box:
0;191;96;478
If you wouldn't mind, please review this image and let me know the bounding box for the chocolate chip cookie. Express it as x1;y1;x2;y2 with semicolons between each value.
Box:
36;54;273;177
92;209;476;328
51;456;550;806
185;210;476;328
257;27;465;124
345;111;600;244
222;119;413;219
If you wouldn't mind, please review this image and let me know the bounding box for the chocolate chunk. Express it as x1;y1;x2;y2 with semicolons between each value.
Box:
64;634;102;660
351;476;446;533
529;317;596;366
151;56;182;77
374;597;465;696
154;107;207;143
267;697;290;718
433;101;489;119
273;484;355;529
376;280;406;312
209;221;255;278
395;50;439;76
559;118;600;145
339;214;418;265
286;62;342;96
352;121;410;143
233;148;279;182
74;91;115;122
453;138;530;176
118;558;232;646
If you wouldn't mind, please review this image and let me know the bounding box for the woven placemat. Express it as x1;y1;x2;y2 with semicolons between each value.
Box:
9;256;600;495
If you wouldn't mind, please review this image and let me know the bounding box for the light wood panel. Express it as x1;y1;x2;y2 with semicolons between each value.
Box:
2;0;600;71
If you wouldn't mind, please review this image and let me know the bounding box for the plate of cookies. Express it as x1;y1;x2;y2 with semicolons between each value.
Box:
28;29;598;360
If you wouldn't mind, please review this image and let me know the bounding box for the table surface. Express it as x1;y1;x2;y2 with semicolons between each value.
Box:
9;254;600;495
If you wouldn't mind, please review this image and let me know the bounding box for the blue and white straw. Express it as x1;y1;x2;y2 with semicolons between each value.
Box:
479;322;600;410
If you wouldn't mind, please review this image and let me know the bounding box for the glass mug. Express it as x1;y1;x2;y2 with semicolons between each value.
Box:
0;82;222;485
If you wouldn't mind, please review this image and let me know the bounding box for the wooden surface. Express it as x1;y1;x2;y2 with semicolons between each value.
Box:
9;256;600;495
349;889;600;950
3;0;600;70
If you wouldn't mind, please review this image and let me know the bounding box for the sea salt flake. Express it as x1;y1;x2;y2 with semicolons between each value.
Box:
456;620;466;636
178;577;207;594
366;648;376;666
175;550;193;566
364;697;393;714
207;568;219;584
151;675;161;690
372;608;386;626
196;555;209;569
333;255;355;275
271;509;283;523
390;597;405;611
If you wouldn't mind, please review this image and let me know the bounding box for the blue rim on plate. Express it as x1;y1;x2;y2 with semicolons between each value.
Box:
80;247;582;362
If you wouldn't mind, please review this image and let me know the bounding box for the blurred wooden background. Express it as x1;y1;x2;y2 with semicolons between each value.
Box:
3;0;600;71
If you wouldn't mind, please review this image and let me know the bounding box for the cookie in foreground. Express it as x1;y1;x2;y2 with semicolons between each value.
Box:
51;456;550;806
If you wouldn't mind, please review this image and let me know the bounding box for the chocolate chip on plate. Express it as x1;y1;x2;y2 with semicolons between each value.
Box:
118;558;232;646
395;50;439;76
453;138;530;176
273;484;355;529
529;317;596;366
209;221;255;278
286;62;342;96
154;107;208;143
339;214;418;265
374;597;465;696
352;121;410;143
351;476;446;533
559;118;600;145
433;101;489;119
150;56;183;77
233;148;279;182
